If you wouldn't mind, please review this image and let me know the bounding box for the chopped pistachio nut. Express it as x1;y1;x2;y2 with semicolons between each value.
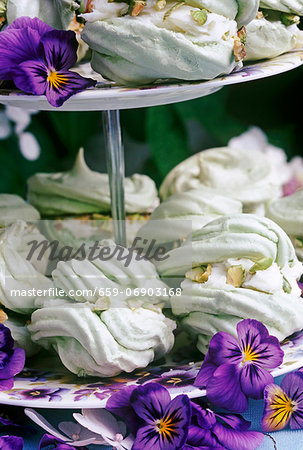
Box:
226;265;245;288
0;309;8;323
155;0;166;11
0;0;6;15
256;11;264;19
233;29;246;62
281;13;300;27
92;296;110;312
191;9;207;26
185;264;212;283
249;257;273;274
143;302;164;313
128;0;146;16
127;298;144;310
222;31;230;41
283;276;292;294
163;2;185;21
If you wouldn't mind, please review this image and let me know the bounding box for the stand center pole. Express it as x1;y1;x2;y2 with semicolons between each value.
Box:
102;110;127;247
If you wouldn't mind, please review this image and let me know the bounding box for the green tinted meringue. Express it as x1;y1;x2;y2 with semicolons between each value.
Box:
164;214;303;352
136;188;242;245
31;241;176;376
6;0;79;29
0;194;40;227
0;222;53;314
28;149;159;216
157;214;299;277
260;0;303;14
160;146;281;213
245;14;302;61
81;1;241;84
266;189;303;260
29;299;176;377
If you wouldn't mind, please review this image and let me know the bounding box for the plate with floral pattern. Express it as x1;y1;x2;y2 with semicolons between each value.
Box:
0;329;302;409
0;50;303;111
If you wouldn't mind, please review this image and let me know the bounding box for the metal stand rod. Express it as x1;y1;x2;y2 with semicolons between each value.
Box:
102;110;127;247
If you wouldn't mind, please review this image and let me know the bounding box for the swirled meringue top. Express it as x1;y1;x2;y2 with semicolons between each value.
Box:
157;214;300;277
159;145;281;211
266;190;303;236
0;221;53;314
136;188;242;244
0;194;40;227
27;149;159;216
260;0;303;15
29;299;176;377
31;240;176;377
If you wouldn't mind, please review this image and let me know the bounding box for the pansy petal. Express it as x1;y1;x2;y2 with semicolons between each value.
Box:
0;28;41;79
0;324;14;350
208;332;242;366
45;70;96;107
0;435;24;450
190;402;216;429
194;353;218;388
250;336;284;370
73;409;119;442
215;413;251;431
237;319;268;352
12;59;47;95
186;425;222;448
240;364;273;399
130;383;171;424
280;372;303;430
0;377;14;391
206;364;248;412
106;385;141;434
40;30;78;71
7;17;53;35
159;394;191;450
38;434;77;450
25;408;70;442
213;422;264;450
132;424;163;450
262;383;292;432
0;348;25;379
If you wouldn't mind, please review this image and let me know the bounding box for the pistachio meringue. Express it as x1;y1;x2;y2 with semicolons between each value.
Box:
0;221;53;314
266;189;303;261
245;11;303;61
158;214;303;353
30;241;176;377
136;188;242;246
80;0;257;84
260;0;303;15
0;194;40;228
160;143;282;214
5;0;79;29
28;149;159;216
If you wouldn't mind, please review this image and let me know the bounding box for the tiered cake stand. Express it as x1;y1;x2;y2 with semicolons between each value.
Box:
0;51;303;408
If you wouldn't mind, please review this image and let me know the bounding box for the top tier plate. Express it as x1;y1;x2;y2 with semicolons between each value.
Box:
0;51;302;111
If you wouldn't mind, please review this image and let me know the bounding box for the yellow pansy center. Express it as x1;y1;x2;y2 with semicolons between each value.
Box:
270;392;297;424
47;70;68;89
155;416;174;439
242;345;259;363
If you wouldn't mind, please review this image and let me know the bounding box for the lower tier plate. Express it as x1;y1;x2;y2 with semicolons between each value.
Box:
0;330;302;409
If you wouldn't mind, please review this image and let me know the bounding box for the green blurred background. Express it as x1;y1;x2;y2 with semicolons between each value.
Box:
0;64;302;196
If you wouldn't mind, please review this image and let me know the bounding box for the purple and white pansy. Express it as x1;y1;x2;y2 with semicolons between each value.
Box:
0;17;96;107
194;319;284;412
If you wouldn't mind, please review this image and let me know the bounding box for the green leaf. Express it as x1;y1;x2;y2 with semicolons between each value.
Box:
146;104;190;178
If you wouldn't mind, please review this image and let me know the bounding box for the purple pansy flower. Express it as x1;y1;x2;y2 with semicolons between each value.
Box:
262;370;303;432
0;323;25;391
298;281;303;296
194;319;284;412
185;402;264;450
0;435;24;450
107;383;191;450
0;17;96;107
